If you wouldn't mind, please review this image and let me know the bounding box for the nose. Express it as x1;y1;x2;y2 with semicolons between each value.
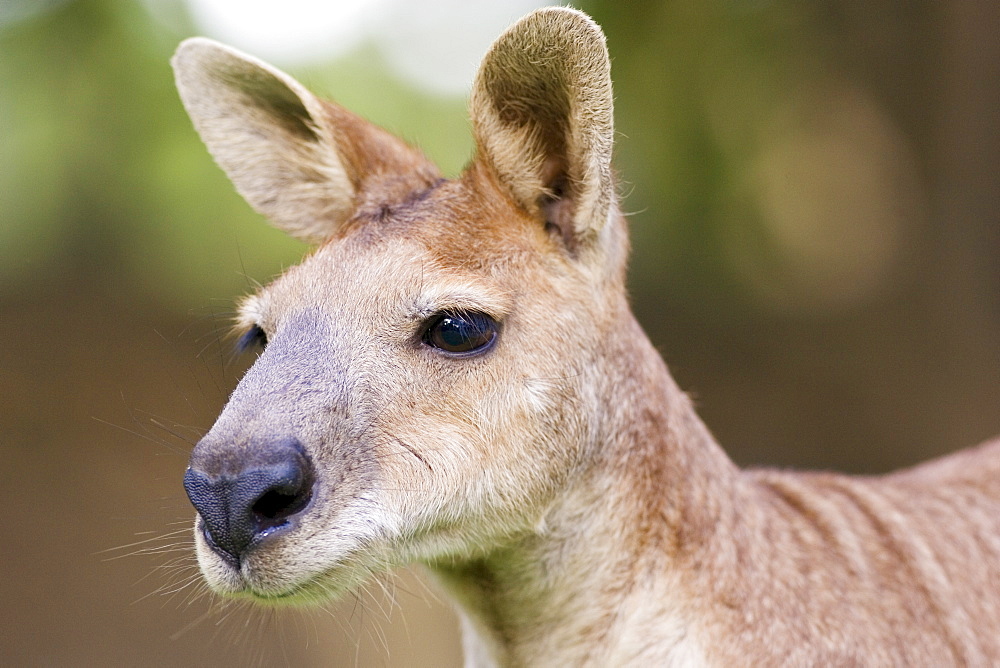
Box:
183;437;314;564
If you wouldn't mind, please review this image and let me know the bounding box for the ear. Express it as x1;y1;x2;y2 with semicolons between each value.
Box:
172;38;437;243
469;8;615;251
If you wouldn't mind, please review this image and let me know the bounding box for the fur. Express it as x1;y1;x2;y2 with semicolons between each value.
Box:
172;8;1000;666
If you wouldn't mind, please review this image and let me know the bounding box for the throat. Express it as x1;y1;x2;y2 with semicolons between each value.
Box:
427;516;645;666
426;443;726;666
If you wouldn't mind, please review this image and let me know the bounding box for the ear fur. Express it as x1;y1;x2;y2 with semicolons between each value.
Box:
172;38;437;243
469;7;615;250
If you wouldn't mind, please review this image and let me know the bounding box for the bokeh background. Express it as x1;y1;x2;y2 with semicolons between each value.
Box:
3;0;997;665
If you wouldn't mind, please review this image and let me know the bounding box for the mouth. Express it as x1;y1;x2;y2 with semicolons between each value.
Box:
192;515;377;606
195;515;300;570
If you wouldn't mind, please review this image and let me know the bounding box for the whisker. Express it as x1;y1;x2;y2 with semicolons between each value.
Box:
92;416;186;456
99;528;191;554
168;605;217;642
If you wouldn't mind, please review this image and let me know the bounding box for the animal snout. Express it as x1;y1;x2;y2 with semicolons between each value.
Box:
183;437;315;564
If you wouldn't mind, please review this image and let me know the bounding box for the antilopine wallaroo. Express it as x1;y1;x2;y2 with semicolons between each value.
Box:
172;7;1000;666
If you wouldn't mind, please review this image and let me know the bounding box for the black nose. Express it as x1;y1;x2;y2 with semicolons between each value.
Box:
183;437;314;564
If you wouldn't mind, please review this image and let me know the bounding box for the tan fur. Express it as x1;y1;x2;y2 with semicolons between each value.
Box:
173;8;1000;666
172;37;439;243
469;9;615;255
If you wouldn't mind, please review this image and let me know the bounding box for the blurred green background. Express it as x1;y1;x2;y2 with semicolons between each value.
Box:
2;0;997;665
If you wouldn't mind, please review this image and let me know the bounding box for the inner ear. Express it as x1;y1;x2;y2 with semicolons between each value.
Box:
218;66;320;142
539;158;576;247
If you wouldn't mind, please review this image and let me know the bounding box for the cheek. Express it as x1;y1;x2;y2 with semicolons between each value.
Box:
523;376;558;413
377;415;480;499
379;375;580;512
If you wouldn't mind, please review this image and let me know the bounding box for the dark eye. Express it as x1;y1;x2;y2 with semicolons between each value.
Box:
236;324;268;353
423;311;499;356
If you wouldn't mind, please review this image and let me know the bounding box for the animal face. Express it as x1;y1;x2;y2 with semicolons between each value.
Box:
175;6;624;604
190;179;618;601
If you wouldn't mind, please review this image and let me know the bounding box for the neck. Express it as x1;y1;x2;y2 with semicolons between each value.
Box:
428;315;743;666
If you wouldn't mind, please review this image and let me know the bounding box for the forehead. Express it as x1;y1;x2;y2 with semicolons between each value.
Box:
346;174;540;267
254;174;543;316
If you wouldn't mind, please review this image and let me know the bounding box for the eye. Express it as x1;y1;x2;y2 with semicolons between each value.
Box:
423;311;499;356
236;324;268;353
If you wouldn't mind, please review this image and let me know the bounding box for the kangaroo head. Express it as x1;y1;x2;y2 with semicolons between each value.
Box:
174;7;627;602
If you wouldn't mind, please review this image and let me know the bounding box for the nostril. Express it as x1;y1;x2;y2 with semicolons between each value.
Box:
252;473;312;532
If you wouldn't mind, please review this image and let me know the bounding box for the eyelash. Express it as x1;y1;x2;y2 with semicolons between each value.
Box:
236;324;268;353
